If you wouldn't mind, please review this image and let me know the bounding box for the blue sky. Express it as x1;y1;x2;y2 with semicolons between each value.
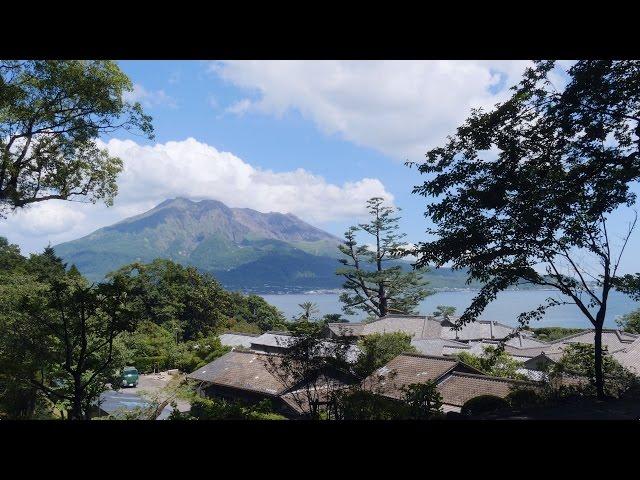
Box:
2;60;639;273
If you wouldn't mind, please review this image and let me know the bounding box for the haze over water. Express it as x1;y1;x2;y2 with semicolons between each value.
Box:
261;289;639;329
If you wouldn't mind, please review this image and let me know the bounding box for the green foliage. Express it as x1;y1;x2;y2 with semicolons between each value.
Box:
616;309;640;334
550;343;637;398
506;388;543;410
461;395;510;416
321;313;348;324
355;332;416;378
0;246;137;419
263;321;354;418
121;322;231;374
338;197;432;318
0;60;153;215
409;60;640;398
527;326;585;341
295;301;319;322
108;259;286;340
401;381;444;419
433;305;456;320
332;389;404;420
183;396;286;420
456;346;527;380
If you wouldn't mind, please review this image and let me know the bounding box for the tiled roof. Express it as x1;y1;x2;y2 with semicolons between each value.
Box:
249;332;294;349
219;333;259;348
187;350;287;396
612;337;640;375
411;338;470;356
326;323;365;337
361;315;443;338
361;353;481;400
436;372;534;407
440;320;518;341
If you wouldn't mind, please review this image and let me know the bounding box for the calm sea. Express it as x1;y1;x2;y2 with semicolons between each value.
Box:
260;289;639;329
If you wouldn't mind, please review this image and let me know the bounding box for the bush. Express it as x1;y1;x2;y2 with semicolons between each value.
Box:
355;332;416;377
461;395;510;416
506;388;542;410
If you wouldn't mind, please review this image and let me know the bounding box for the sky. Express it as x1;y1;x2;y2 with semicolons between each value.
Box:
1;60;639;273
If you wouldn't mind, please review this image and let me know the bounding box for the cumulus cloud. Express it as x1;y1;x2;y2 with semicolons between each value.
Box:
211;60;535;161
0;138;393;253
123;83;176;108
103;137;392;222
225;98;253;115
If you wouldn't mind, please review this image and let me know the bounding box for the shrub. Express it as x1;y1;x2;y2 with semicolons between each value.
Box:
461;395;510;416
506;388;542;410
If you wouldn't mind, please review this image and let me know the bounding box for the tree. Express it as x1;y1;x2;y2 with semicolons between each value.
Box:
355;332;416;377
262;321;354;419
409;60;640;399
401;381;443;419
321;313;348;324
617;309;640;334
0;271;137;419
296;301;319;322
109;259;286;339
433;305;456;321
457;346;527;380
0;60;153;215
337;197;431;318
550;343;637;398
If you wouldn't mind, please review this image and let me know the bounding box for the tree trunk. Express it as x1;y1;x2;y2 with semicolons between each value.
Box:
593;324;605;399
379;286;387;317
70;376;85;420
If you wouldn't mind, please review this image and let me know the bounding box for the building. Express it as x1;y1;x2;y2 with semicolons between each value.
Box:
187;350;356;418
361;352;538;413
502;329;640;372
325;314;536;343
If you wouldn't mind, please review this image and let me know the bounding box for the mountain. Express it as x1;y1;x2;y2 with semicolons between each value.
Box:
53;197;487;292
53;198;343;290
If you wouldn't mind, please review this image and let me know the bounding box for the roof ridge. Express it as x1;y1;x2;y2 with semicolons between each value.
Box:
400;352;458;361
448;371;539;385
220;331;262;337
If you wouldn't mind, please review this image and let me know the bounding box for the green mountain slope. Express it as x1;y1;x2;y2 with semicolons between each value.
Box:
53;198;343;287
53;197;491;292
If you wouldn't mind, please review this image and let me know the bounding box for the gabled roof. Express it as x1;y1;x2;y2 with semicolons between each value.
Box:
326;323;365;337
611;336;640;375
188;350;287;396
249;332;294;349
361;353;483;400
436;372;536;407
502;329;640;361
411;338;471;356
440;320;518;341
219;333;259;348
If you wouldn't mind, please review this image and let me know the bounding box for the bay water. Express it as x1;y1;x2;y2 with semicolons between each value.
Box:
261;289;639;329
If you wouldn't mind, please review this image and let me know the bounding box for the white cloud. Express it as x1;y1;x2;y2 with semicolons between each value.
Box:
2;202;86;236
225;98;253;116
211;60;535;161
103;137;392;223
123;83;176;108
0;138;392;253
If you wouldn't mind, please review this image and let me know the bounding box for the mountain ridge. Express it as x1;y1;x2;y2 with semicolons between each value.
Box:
54;197;343;286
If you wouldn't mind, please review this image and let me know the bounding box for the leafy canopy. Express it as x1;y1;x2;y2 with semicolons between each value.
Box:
1;60;153;214
408;60;640;399
338;197;431;318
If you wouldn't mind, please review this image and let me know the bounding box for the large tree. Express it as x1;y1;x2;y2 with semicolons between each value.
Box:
0;261;137;420
0;60;153;215
409;60;640;399
337;197;431;318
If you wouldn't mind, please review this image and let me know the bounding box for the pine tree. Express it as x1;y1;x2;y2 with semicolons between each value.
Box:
337;197;431;318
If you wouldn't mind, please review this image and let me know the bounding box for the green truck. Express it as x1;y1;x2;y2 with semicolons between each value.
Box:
120;366;139;388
